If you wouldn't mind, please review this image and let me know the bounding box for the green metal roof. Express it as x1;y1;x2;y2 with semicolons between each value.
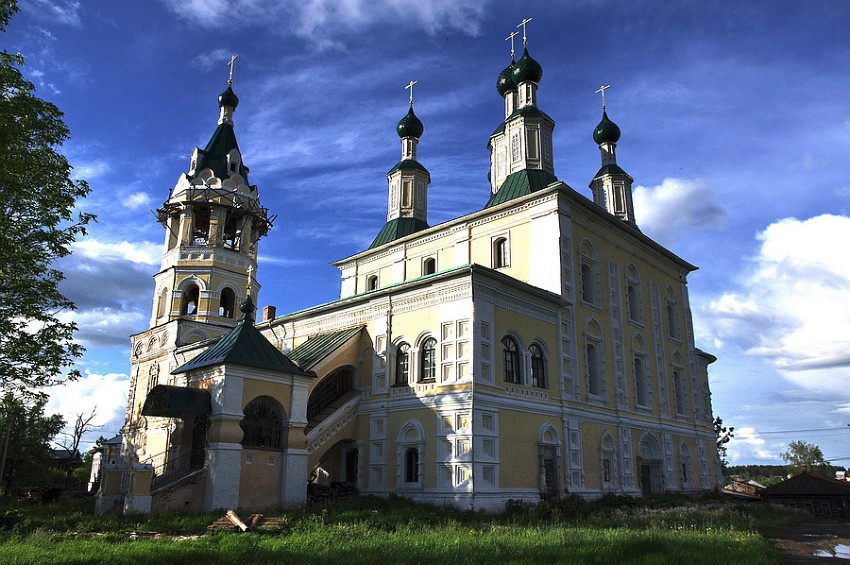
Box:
593;110;621;144
485;169;559;208
592;163;633;181
491;105;554;137
369;216;430;249
172;312;311;377
190;122;249;181
141;385;211;417
387;159;430;178
286;326;363;370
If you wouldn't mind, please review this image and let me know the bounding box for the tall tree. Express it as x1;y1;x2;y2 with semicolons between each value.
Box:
58;407;99;485
0;0;93;395
0;393;64;494
713;417;734;469
780;440;828;473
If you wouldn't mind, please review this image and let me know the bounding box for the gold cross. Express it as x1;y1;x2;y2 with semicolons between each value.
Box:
595;84;611;110
405;80;417;106
505;31;519;59
227;54;238;85
517;17;533;46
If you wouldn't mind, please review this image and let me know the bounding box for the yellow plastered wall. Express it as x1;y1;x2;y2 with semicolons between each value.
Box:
497;410;548;489
239;449;282;509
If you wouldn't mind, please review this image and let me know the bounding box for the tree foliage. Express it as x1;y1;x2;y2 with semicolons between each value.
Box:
0;392;64;493
0;1;93;395
713;417;734;468
780;440;828;473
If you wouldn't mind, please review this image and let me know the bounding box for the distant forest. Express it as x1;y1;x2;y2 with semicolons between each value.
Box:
724;464;847;487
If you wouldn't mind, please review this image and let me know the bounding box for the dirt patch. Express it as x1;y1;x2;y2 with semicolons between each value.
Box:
771;522;850;563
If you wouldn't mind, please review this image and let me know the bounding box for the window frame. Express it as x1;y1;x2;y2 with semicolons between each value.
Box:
530;343;546;388
493;236;510;269
502;336;522;384
394;342;410;386
240;396;285;450
419;337;437;382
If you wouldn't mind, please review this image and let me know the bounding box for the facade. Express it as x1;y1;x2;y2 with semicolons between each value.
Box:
114;40;721;513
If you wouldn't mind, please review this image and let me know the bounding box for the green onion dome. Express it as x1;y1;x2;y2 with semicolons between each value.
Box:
218;86;239;109
496;60;517;96
593;111;621;144
397;106;424;139
512;47;543;85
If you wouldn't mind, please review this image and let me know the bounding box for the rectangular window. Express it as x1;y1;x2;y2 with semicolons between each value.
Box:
511;132;520;162
526;130;539;159
402;179;413;208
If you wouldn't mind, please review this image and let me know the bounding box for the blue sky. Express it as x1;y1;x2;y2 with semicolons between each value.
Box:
7;0;850;465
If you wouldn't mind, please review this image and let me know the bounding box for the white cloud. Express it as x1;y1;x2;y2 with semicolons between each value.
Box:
45;371;129;448
58;307;149;347
74;160;110;180
23;0;82;27
193;48;233;71
161;0;489;44
122;192;153;210
726;426;774;462
632;178;726;246
71;238;161;266
706;214;850;397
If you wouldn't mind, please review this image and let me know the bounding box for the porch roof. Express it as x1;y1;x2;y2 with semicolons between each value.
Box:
141;384;212;418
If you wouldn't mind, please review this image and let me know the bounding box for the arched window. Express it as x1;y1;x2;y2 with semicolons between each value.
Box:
502;336;522;384
395;343;410;385
240;396;285;450
666;287;680;339
405;447;419;483
307;367;354;422
222;213;241;251
600;432;616;490
156;288;168;318
366;275;378;291
423;257;436;275
219;287;236;318
634;356;648;407
585;320;604;399
579;241;599;306
673;371;687;416
420;338;436;382
192;207;211;245
587;343;601;397
626;265;642;324
493;237;509;268
633;335;649;408
530;344;546;388
679;442;692;487
181;284;200;316
398;419;424;486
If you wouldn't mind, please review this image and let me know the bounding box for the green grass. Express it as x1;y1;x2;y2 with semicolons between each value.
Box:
0;495;802;564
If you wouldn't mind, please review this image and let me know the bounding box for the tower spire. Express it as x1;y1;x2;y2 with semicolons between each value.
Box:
505;30;518;59
596;84;610;111
369;85;431;250
405;80;417;106
227;54;238;86
517;17;533;46
589;86;637;227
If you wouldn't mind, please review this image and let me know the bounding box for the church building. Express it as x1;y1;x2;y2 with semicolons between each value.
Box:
112;33;721;513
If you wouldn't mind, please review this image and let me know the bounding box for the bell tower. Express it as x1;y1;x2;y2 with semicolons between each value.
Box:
486;18;557;208
123;59;273;463
589;85;637;228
